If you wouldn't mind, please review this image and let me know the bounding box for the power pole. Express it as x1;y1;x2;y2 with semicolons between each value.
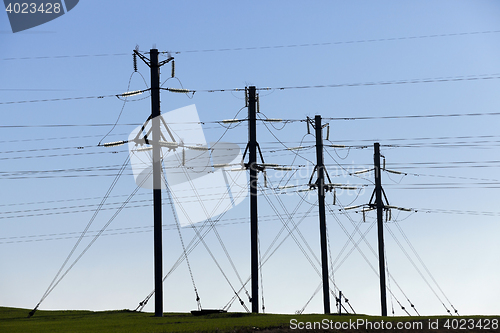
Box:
133;48;174;317
314;115;331;314
338;290;342;314
150;49;164;318
248;86;259;313
374;142;388;317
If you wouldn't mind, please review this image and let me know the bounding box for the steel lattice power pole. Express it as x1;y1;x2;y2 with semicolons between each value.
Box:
248;86;259;313
374;142;388;316
314;115;331;314
150;49;164;318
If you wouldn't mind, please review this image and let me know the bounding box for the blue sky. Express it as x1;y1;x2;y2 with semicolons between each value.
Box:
1;1;500;316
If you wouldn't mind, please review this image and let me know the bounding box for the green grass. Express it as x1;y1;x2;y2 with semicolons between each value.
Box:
1;307;499;333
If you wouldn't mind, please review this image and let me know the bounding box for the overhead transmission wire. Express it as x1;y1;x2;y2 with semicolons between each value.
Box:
0;149;125;161
0;185;237;219
293;196;358;314
2;52;129;61
7;70;500;106
3;161;499;235
384;223;451;314
171;30;500;54
339;134;500;144
389;220;459;315
225;188;326;313
224;196;318;311
158;72;500;95
0;191;151;208
29;154;132;317
259;191;312;263
324;203;370;313
1;144;95;154
331;218;375;274
258;182;322;276
327;134;500;152
324;109;500;121
0;123;141;128
327;204;373;273
3;29;500;61
323;144;374;186
258;115;315;165
0;210;321;245
99;71;150;146
0;197;152;218
324;149;500;188
5;210;263;243
0;132;129;144
16;130;498;150
328;198;417;316
0;90;149;105
161;75;194;99
272;131;312;189
299;213;354;315
7;153;500;185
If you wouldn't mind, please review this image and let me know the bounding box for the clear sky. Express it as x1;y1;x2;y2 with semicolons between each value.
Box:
1;0;500;316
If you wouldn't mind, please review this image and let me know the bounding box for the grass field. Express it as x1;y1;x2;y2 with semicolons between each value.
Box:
1;307;499;332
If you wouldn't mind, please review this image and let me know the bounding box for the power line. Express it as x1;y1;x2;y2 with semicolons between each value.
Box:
325;110;500;121
0;88;70;91
332;134;500;144
0;88;150;105
172;30;500;53
258;73;500;92
4;29;499;61
0;123;227;144
0;144;96;154
2;52;129;61
159;73;500;95
0;94;118;105
0;191;149;207
0;133;127;144
6;72;495;106
0;150;122;161
0;73;500;110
